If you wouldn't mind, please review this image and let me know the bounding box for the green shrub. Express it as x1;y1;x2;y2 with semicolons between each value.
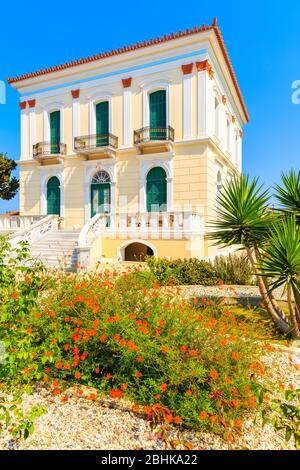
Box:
145;257;217;286
114;270;155;292
213;254;254;286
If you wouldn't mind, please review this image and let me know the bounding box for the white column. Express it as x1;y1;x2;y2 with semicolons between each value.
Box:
20;103;27;160
122;78;132;147
72;90;80;150
197;61;214;138
182;64;193;139
28;101;36;159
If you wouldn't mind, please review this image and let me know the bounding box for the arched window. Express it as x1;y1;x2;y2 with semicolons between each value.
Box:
91;171;111;217
149;90;167;140
146;167;167;212
50;111;60;154
47;176;60;215
214;97;220;139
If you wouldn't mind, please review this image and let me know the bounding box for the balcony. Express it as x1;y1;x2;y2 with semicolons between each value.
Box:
33;142;66;164
134;126;174;154
74;134;118;160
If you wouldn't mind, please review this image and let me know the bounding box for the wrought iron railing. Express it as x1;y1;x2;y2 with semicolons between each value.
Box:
134;126;174;144
33;142;66;158
74;134;118;152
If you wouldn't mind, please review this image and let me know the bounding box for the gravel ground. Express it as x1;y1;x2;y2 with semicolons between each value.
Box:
0;347;298;451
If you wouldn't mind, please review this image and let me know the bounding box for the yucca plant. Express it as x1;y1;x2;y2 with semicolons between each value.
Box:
274;170;300;222
259;216;300;338
208;174;291;335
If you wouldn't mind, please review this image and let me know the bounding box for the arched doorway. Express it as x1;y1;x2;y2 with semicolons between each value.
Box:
146;167;167;212
91;170;111;217
47;176;60;215
124;242;154;262
149;90;166;140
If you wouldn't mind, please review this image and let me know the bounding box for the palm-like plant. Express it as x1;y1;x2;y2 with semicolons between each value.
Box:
259;216;300;338
274;170;300;222
209;174;291;334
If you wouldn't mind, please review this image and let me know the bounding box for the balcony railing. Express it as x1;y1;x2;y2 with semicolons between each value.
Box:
33;142;66;159
74;134;118;152
134;126;174;145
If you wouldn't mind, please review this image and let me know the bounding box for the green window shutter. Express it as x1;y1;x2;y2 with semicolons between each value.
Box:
146;167;167;212
50;111;60;154
47;176;60;215
149;90;166;140
96;101;109;146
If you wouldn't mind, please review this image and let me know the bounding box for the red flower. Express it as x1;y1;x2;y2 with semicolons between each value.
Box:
63;344;69;351
65;317;71;322
61;395;68;403
25;328;32;334
89;393;97;400
52;388;60;396
100;335;107;343
106;373;112;380
210;370;218;380
121;383;127;390
186;389;192;396
199;411;208;420
231;351;239;361
136;371;142;378
109;389;124;398
55;362;63;369
161;346;168;354
154;394;161;400
136;356;143;363
95;367;100;374
174;416;181;424
161;383;167;392
74;372;81;380
45;367;51;374
12;292;19;300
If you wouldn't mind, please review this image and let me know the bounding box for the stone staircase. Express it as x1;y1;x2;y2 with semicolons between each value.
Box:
29;229;80;269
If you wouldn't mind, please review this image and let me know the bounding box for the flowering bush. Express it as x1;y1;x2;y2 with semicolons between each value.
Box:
0;240;273;436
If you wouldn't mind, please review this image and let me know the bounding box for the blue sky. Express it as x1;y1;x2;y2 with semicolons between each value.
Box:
1;0;300;213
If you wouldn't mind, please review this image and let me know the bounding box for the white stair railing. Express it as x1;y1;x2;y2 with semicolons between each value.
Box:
9;215;60;247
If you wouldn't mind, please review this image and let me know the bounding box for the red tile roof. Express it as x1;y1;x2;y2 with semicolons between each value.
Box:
7;18;248;121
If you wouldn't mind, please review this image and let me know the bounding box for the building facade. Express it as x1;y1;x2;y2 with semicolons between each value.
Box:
8;19;248;265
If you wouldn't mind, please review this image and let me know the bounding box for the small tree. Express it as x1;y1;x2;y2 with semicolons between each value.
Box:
208;174;293;336
0;153;19;201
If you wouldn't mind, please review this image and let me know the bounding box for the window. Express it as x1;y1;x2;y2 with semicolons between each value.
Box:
216;170;222;207
149;90;167;140
95;101;109;146
47;176;60;215
146;167;167;212
90;171;111;218
50;111;60;154
226;119;230;153
214;97;220;139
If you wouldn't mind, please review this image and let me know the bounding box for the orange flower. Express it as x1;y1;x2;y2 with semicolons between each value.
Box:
164;414;173;424
161;383;167;392
210;370;218;380
65;316;71;322
174;416;182;424
55;362;63;369
199;411;208;420
136;356;143;363
52;388;60;396
100;335;107;343
161;346;168;354
89;393;97;400
61;395;68;403
231;351;239;361
12;292;19;300
95;367;100;374
145;405;152;415
45;367;51;374
136;371;142;378
121;383;127;390
63;344;69;351
154;394;161;400
106;373;112;380
74;372;81;380
133;404;139;412
210;415;218;424
186;389;192;396
25;328;32;334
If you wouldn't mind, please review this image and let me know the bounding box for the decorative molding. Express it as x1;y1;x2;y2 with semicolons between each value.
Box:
71;89;80;99
181;63;193;75
19;101;27;110
28;99;36;108
222;95;227;105
122;77;132;88
195;60;214;79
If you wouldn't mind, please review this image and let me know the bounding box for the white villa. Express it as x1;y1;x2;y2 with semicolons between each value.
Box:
3;18;248;268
